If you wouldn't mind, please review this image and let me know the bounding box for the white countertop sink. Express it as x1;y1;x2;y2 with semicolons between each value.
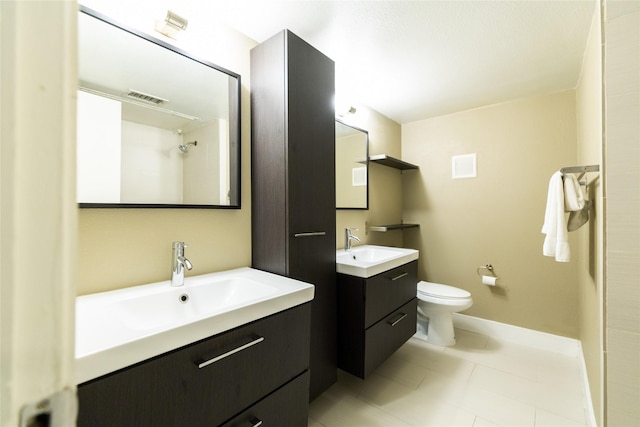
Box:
75;267;314;384
336;245;419;278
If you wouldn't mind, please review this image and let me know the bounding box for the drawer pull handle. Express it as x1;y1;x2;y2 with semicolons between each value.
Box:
390;272;408;281
388;313;407;327
294;231;326;238
197;335;265;369
250;417;263;427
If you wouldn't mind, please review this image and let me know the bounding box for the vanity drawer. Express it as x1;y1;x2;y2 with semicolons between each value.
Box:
78;303;311;427
364;298;417;377
222;371;310;427
364;260;417;328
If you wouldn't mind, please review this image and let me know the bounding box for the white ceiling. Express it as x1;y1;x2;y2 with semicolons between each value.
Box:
86;0;597;124
190;0;597;124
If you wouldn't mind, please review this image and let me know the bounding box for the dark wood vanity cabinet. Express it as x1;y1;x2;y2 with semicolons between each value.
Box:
250;30;337;401
337;261;418;378
77;304;310;427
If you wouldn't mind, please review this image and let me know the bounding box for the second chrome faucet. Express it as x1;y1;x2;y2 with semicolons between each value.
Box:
171;241;193;287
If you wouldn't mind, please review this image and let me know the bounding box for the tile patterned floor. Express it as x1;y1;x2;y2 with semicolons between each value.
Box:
309;329;590;427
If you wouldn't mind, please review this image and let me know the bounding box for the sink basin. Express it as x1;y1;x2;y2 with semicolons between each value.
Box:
336;245;419;278
75;267;314;384
112;276;278;332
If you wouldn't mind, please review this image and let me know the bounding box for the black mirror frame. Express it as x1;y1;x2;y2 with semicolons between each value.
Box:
335;118;369;210
78;5;241;209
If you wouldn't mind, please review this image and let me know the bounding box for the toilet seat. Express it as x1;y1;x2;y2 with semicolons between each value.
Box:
417;281;471;300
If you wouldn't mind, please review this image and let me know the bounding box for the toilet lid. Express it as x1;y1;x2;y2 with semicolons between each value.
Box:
417;281;471;299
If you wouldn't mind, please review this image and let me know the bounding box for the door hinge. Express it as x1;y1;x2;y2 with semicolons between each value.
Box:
20;389;77;427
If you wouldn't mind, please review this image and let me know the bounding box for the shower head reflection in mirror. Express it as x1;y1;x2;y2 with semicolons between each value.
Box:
179;141;198;153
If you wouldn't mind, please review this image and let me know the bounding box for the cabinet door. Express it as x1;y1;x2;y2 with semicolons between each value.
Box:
286;31;335;236
78;304;310;427
364;261;418;328
284;32;337;401
222;371;309;427
290;233;337;400
364;299;417;377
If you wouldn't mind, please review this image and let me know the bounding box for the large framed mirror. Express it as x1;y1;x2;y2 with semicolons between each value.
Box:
336;120;368;209
77;6;241;208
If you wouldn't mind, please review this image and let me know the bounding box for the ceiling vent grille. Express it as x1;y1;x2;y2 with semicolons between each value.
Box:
125;90;169;105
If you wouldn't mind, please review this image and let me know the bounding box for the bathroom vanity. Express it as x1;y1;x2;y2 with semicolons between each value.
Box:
75;268;314;427
78;304;310;426
336;246;418;378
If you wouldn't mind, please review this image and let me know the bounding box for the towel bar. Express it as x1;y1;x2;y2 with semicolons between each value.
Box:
560;165;599;187
560;165;599;174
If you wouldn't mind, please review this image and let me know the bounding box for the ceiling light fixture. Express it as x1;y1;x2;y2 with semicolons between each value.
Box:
155;10;188;40
336;105;357;118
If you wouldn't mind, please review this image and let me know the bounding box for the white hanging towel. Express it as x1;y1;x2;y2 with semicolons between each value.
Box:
542;171;570;262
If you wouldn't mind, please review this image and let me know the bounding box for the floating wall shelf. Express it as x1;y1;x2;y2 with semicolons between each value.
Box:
369;154;419;170
367;223;420;232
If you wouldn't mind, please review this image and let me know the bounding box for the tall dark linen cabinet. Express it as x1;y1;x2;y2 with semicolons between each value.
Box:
250;30;337;401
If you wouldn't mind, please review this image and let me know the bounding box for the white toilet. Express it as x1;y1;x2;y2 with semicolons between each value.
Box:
416;281;473;346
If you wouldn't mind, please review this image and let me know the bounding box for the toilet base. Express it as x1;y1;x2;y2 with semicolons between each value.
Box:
416;315;428;335
418;309;456;347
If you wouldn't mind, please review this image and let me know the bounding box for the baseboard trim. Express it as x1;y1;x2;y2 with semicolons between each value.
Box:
577;341;599;427
452;313;580;357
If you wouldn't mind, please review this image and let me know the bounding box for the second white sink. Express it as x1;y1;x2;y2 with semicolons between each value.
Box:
336;245;419;278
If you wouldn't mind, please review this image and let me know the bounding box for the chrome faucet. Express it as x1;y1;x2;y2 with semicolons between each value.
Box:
345;228;361;251
171;241;192;287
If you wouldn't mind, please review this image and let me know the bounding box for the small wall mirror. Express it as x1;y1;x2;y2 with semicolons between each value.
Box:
336;120;368;209
77;6;241;208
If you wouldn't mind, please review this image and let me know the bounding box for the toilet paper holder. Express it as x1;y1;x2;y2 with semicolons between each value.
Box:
476;264;497;278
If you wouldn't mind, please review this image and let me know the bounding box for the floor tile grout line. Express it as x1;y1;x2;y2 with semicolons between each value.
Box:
349;390;418;427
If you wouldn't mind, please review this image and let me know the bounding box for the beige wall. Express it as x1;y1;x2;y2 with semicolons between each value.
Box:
402;92;581;338
77;3;257;294
336;107;404;250
576;5;604;424
603;1;640;425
